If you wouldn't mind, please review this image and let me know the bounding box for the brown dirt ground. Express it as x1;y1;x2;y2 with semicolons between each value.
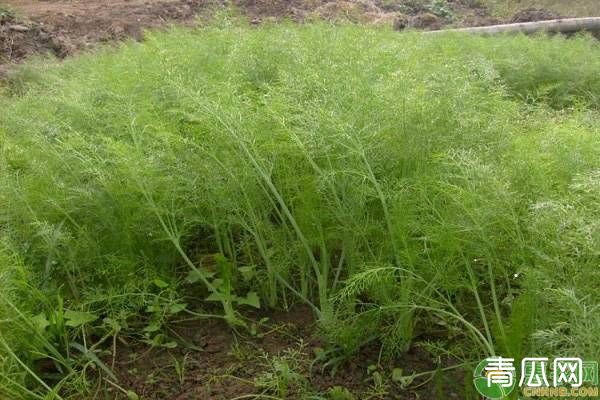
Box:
104;306;465;399
0;0;566;76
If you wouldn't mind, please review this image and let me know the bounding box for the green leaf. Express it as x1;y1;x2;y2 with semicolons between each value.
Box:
186;269;215;283
327;386;355;400
31;313;49;331
186;269;202;283
239;265;257;281
372;371;383;386
144;333;176;349
205;292;224;302
313;347;325;358
64;310;98;327
397;372;417;389
212;278;224;288
162;341;178;349
126;391;140;400
143;321;161;333
146;304;160;313
153;278;169;289
392;368;403;382
236;291;260;309
168;303;187;314
145;333;166;346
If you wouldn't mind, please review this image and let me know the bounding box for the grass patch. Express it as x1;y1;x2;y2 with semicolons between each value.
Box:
0;20;599;398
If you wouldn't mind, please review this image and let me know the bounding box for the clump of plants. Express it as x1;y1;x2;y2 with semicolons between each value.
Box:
428;0;453;17
0;19;598;398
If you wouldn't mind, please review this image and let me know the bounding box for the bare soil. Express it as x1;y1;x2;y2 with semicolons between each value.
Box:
106;306;464;399
0;0;564;76
509;7;561;22
1;0;214;68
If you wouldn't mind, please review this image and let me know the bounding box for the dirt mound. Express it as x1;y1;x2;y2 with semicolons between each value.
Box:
510;8;562;23
13;0;211;53
1;0;213;76
313;1;400;25
235;0;322;20
0;11;64;65
409;12;443;30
